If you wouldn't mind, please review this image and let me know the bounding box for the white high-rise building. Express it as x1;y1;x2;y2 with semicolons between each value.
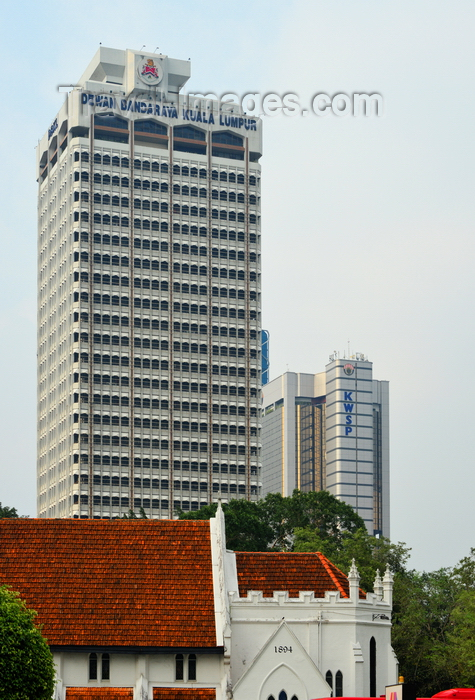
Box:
37;47;262;519
261;355;390;537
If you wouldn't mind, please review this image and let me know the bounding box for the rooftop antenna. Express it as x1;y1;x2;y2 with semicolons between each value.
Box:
347;338;350;358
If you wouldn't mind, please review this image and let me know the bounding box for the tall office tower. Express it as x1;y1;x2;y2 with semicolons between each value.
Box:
261;355;389;536
37;47;262;519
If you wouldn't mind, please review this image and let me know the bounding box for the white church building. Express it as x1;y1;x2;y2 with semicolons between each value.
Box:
0;509;397;700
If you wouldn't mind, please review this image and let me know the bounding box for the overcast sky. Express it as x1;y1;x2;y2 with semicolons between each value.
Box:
1;0;474;573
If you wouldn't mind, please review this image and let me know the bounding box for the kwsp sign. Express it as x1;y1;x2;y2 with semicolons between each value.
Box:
343;391;354;435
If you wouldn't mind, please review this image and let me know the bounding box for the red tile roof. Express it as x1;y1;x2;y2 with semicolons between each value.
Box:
66;689;133;700
153;689;216;699
0;519;216;648
235;551;364;599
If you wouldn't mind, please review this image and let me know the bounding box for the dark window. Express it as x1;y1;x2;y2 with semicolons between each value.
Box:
101;653;110;680
336;670;343;697
135;120;167;135
212;131;243;146
95;114;128;130
188;653;196;681
174;125;206;141
369;637;376;696
325;670;333;690
175;654;184;681
89;653;97;680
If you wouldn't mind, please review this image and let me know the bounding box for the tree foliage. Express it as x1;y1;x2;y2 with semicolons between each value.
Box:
294;525;410;591
122;507;148;519
0;585;55;700
391;548;475;696
178;489;365;552
0;503;19;518
178;499;273;551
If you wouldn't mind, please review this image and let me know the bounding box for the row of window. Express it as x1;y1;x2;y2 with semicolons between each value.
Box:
75;229;258;244
76;151;258;185
75;422;253;444
77;346;257;370
74;474;130;485
83;189;258;204
74;384;258;404
83;353;212;369
75;300;256;323
92;324;253;342
82;436;251;452
74;267;258;287
77;486;248;509
79;245;256;261
76;373;128;385
74;458;253;473
74;497;206;512
326;669;344;697
88;653;109;681
73;290;257;314
74;413;129;425
75;210;258;226
74;406;255;427
74;342;256;361
73;439;257;464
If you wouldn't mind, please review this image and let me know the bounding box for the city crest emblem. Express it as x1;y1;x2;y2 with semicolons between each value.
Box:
137;57;163;86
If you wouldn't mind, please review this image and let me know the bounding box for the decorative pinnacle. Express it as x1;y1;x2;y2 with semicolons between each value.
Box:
373;569;383;597
348;558;360;580
383;564;394;584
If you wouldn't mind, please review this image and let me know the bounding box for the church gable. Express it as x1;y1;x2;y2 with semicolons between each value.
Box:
233;621;331;700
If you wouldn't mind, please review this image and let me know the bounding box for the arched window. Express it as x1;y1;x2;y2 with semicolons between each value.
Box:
95;114;128;130
174;126;206;141
212;131;243;147
335;670;343;697
89;653;97;680
291;696;299;700
279;692;288;700
134;120;167;135
175;653;184;680
370;637;377;696
101;653;110;680
326;670;333;691
188;653;196;681
267;696;275;700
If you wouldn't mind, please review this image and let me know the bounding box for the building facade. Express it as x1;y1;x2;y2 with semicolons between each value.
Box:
0;512;397;700
261;355;390;537
37;47;262;519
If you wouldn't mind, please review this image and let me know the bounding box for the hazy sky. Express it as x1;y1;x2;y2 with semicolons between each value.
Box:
1;0;474;573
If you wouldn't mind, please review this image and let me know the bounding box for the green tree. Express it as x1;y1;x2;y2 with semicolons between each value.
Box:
294;526;410;590
0;585;55;700
445;589;475;687
122;507;148;519
391;568;459;696
264;490;366;551
179;490;366;552
0;503;19;518
178;500;273;551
